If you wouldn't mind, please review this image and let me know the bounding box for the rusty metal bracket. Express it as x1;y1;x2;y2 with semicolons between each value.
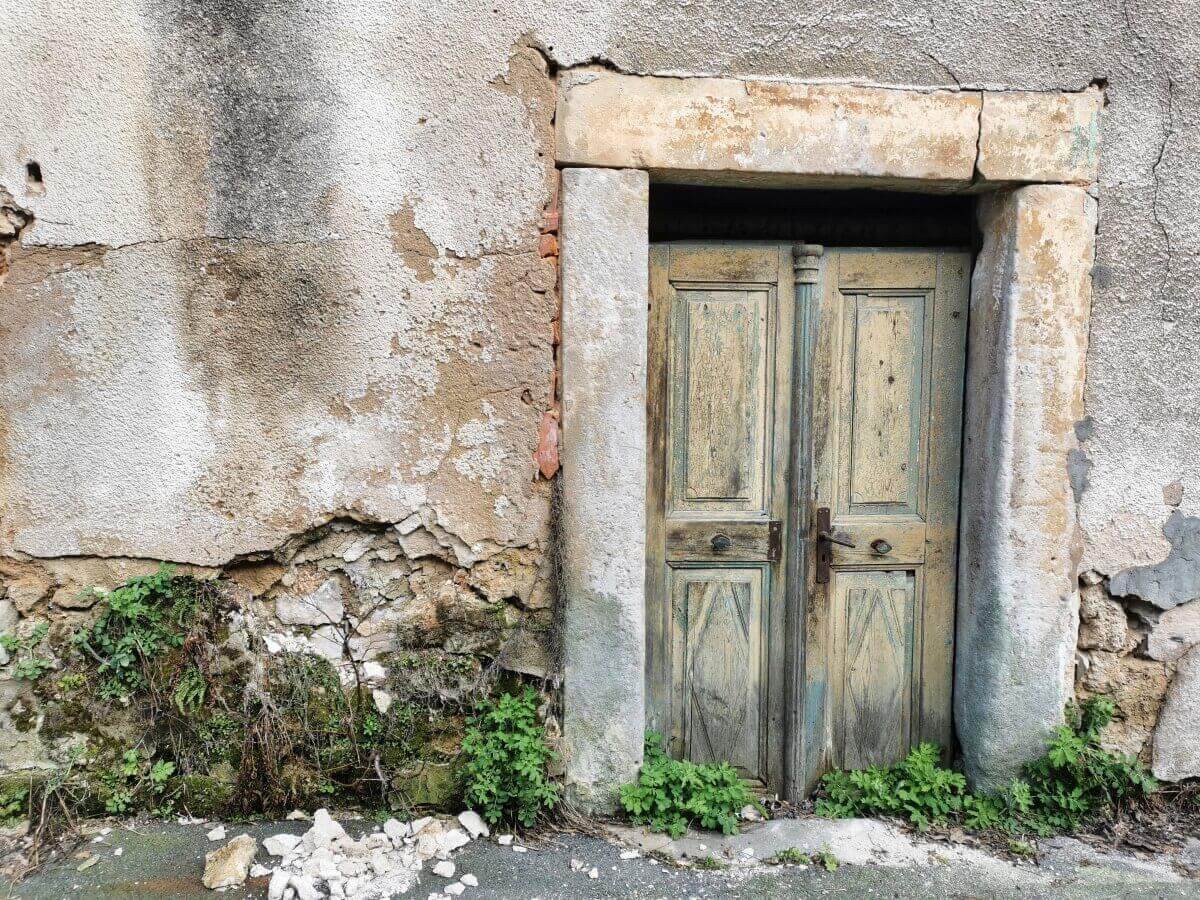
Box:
768;520;782;562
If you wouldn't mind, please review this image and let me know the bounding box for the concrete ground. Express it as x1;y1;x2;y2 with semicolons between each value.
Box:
5;814;1200;899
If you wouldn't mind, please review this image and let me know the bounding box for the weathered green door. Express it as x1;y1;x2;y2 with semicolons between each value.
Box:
645;243;796;790
800;248;968;788
646;243;968;797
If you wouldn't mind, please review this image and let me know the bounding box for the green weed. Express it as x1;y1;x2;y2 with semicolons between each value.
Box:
460;688;559;827
619;732;760;838
816;697;1156;837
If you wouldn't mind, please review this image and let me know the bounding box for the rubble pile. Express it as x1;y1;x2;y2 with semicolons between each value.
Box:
205;809;490;899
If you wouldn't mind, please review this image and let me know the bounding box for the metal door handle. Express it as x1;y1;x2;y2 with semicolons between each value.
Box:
710;533;732;552
814;507;854;584
818;530;856;548
870;539;893;555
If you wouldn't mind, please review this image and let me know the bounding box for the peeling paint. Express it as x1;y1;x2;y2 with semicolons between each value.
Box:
1109;512;1200;611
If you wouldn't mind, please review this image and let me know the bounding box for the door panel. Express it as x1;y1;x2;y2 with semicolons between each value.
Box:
842;294;925;514
803;248;968;788
669;287;770;514
833;569;916;769
647;243;795;790
671;566;766;773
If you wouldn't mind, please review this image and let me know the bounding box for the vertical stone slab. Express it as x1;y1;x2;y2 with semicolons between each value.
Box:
956;185;1096;789
559;167;649;811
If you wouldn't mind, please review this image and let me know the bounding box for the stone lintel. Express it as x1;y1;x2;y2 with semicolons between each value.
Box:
556;72;981;190
956;184;1097;789
976;88;1103;186
559;167;650;812
556;72;1101;190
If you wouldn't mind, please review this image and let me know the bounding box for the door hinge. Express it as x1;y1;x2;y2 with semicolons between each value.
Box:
768;521;782;563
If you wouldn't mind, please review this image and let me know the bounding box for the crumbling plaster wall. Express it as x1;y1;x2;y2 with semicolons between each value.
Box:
2;0;1198;775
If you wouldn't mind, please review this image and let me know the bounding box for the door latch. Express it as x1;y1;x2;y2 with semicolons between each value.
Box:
814;507;854;584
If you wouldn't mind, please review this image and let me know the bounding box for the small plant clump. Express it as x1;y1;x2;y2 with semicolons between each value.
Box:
767;846;839;870
816;697;1156;836
70;565;208;702
460;688;559;827
619;732;760;838
0;622;54;682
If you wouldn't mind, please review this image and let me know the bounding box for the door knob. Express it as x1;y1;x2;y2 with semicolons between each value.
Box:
870;539;893;555
711;533;732;552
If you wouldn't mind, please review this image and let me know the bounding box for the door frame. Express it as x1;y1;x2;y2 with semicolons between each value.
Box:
556;75;1099;811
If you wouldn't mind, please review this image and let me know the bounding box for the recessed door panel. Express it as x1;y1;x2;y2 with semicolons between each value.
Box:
669;287;770;514
671;566;766;775
833;569;916;770
841;294;926;516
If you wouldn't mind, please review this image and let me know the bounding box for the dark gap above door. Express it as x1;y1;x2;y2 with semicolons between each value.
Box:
650;184;975;248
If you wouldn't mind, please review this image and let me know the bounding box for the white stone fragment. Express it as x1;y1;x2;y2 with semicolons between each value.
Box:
304;809;347;850
267;869;290;900
288;874;321;900
264;834;302;857
460;874;478;887
361;660;387;681
511;845;527;853
372;689;393;714
438;829;471;854
433;860;456;878
445;884;466;897
497;834;513;846
411;816;434;835
384;818;410;842
202;834;257;889
588;867;599;879
250;864;271;878
286;810;311;821
456;810;488;839
619;850;639;860
206;825;227;841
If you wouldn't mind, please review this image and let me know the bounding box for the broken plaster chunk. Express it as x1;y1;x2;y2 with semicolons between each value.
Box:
445;883;466;897
268;869;291;900
456;810;488;839
383;818;410;843
264;833;303;857
410;816;434;835
303;809;347;850
433;860;456;878
288;874;322;900
438;829;471;854
460;874;478;887
202;834;257;889
496;834;513;846
206;825;227;842
372;689;393;714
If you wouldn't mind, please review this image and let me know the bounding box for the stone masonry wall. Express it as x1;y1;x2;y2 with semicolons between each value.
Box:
2;0;1199;781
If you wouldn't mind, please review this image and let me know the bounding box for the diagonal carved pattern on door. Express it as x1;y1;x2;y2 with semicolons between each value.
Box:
671;566;764;772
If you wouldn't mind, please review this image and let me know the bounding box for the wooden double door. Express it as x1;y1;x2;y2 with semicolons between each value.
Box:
645;242;969;796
